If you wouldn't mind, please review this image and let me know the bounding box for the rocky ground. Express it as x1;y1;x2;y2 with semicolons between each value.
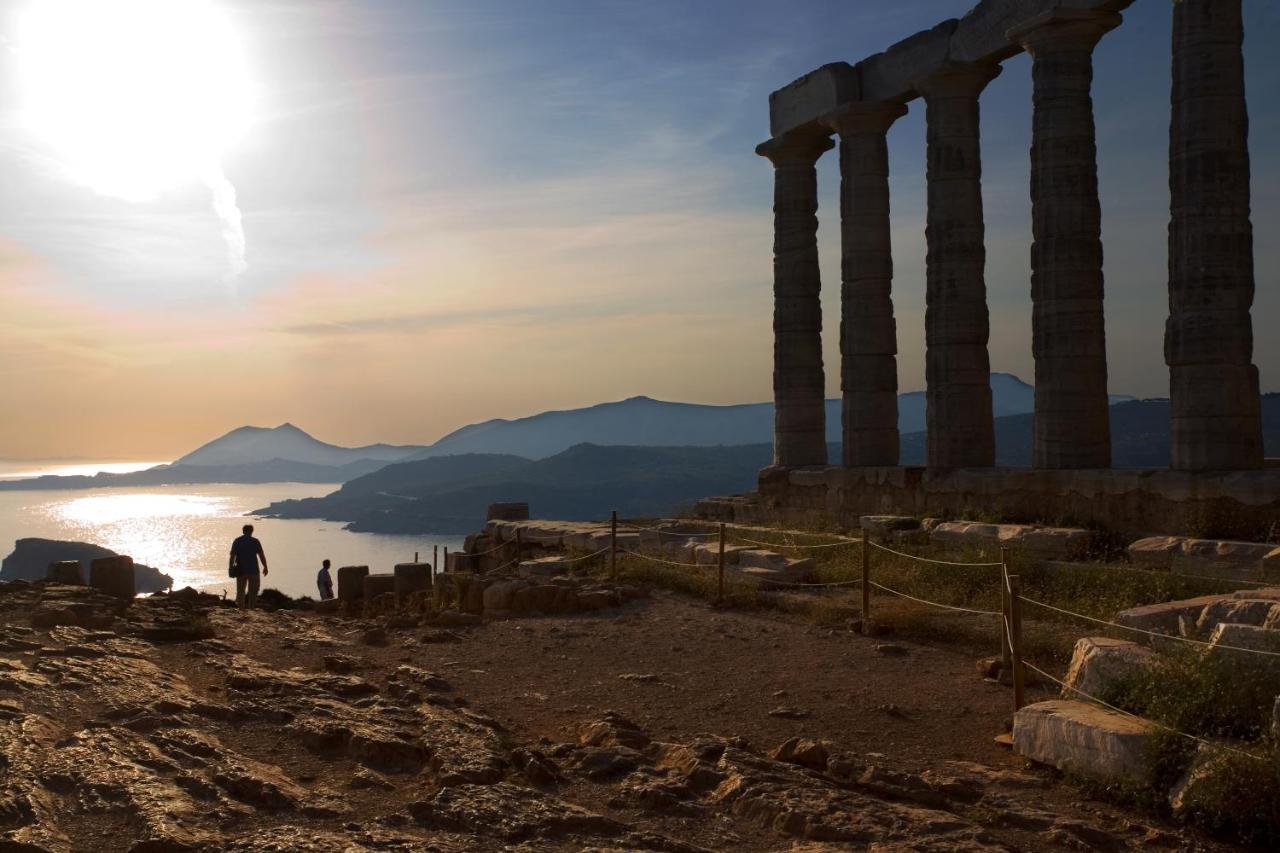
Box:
0;580;1240;851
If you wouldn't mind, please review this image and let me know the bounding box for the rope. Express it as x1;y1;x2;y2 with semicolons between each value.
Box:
1021;661;1270;764
730;535;862;550
867;580;1001;616
752;576;864;588
466;539;512;557
620;522;718;539
1020;596;1280;659
621;551;711;569
557;547;611;565
867;539;1004;568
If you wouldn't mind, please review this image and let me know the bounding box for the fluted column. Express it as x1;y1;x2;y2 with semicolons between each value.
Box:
1167;0;1262;470
1010;10;1120;470
822;102;907;468
915;64;1000;469
757;131;835;468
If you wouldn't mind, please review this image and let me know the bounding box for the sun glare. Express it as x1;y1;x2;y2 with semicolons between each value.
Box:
14;0;253;203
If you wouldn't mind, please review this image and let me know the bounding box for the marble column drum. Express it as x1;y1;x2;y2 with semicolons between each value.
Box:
916;64;1000;469
757;132;835;468
1166;0;1262;470
823;102;907;468
1011;10;1120;470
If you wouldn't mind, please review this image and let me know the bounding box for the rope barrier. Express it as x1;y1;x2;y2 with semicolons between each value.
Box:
621;550;713;570
557;547;611;565
1022;660;1270;764
1020;596;1280;659
867;580;1002;617
867;539;1004;568
619;520;719;538
729;535;862;550
466;539;511;557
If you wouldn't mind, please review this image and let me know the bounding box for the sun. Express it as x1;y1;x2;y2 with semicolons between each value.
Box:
13;0;253;203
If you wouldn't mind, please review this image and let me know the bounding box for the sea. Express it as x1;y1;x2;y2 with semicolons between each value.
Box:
0;462;465;599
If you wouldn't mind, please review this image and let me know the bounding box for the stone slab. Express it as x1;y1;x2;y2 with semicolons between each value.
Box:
1113;594;1228;637
393;563;432;595
363;574;396;600
1195;599;1279;634
1128;536;1273;578
1012;699;1153;785
930;521;1090;559
46;561;84;585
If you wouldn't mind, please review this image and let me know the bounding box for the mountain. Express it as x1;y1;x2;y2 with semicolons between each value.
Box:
417;373;1093;461
900;394;1280;468
176;423;425;467
255;444;771;534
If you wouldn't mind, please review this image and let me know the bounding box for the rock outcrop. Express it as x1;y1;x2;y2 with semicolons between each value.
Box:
1;538;172;593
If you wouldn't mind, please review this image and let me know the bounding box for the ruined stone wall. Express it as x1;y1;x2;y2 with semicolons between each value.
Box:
696;467;1280;541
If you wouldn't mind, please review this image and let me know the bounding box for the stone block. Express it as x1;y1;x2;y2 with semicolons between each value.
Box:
860;515;920;539
393;563;432;596
1195;598;1279;634
487;502;529;521
89;556;135;601
1204;622;1280;658
46;561;84;585
768;62;857;138
1013;700;1154;785
1061;637;1153;701
737;549;788;571
1127;536;1180;570
337;565;369;601
1169;743;1236;818
363;574;396;601
518;557;570;579
483;580;528;612
1113;594;1228;637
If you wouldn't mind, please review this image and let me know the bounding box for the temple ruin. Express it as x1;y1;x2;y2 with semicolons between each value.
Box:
701;0;1280;537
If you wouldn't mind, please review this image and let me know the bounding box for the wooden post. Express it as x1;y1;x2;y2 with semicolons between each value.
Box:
861;533;870;624
610;510;618;580
414;551;419;563
514;529;523;570
443;546;449;575
432;545;438;582
1008;573;1026;711
717;523;726;605
1000;547;1012;674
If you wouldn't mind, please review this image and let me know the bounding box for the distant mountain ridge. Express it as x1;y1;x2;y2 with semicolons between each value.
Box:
176;423;425;467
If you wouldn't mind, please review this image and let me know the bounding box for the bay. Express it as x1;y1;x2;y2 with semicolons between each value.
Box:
0;479;465;599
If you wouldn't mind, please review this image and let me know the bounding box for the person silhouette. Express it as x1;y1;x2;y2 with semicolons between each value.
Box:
317;558;334;601
229;523;268;609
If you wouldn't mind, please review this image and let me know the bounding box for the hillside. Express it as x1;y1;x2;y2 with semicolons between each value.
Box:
255;443;772;533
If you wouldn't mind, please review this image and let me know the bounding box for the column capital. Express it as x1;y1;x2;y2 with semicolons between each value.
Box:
1007;9;1121;55
819;101;907;138
912;62;1002;100
756;130;834;166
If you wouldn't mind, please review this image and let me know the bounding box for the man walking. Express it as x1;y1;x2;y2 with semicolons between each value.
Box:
229;523;268;609
317;558;334;601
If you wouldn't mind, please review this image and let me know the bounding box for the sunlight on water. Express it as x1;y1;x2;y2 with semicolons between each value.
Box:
0;482;465;598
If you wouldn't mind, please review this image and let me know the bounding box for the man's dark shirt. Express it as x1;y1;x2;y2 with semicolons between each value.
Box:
230;534;264;575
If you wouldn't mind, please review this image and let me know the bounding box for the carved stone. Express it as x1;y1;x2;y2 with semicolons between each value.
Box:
1010;10;1120;470
1166;0;1262;470
757;132;835;468
916;63;1000;469
822;102;908;467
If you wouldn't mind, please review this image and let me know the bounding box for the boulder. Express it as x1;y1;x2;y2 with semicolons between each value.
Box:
89;556;135;600
1012;700;1154;785
393;563;432;596
482;580;527;612
1061;638;1153;700
337;566;369;601
46;561;84;585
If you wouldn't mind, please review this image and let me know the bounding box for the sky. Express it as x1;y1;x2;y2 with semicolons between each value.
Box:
0;0;1276;460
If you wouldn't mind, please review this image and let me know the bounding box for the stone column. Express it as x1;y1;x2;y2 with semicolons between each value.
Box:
1167;0;1262;470
1010;10;1120;470
822;102;907;467
915;64;1001;469
757;132;835;468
